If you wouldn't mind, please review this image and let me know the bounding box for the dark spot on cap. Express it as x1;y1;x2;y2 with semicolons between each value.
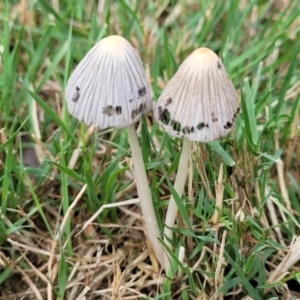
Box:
115;106;122;115
212;113;218;122
138;103;143;113
231;108;240;122
159;108;171;125
131;108;139;119
217;61;223;69
165;98;172;106
72;86;80;102
224;121;233;129
138;86;147;97
233;107;240;119
197;122;205;130
191;127;195;133
173;121;181;132
103;105;115;116
182;126;190;134
197;122;208;130
129;99;134;102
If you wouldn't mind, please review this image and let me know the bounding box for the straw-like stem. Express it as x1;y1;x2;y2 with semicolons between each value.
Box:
163;138;192;274
127;124;164;267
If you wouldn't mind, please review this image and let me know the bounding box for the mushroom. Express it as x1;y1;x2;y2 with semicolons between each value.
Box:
153;47;239;273
65;35;163;266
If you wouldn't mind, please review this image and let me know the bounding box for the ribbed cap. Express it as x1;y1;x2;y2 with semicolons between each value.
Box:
154;47;239;142
65;35;151;129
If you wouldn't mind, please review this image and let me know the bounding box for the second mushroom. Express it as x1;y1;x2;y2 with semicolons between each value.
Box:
154;47;239;273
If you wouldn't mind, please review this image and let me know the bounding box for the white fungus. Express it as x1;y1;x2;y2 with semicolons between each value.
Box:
65;35;151;129
154;47;240;274
65;35;164;267
154;47;239;142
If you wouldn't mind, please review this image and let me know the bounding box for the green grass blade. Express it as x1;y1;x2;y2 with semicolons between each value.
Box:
224;250;262;299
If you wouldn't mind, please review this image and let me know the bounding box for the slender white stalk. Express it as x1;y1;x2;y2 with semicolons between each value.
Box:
163;138;192;274
126;124;164;266
177;246;185;278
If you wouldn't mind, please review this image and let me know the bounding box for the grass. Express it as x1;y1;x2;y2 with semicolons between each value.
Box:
0;0;300;299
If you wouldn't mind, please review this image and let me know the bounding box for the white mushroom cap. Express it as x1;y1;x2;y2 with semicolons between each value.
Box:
154;47;239;142
65;35;151;129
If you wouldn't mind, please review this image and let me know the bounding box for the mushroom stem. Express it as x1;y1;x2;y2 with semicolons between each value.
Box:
126;124;164;266
163;137;192;274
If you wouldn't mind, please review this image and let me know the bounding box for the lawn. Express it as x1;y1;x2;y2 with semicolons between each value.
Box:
0;0;300;299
